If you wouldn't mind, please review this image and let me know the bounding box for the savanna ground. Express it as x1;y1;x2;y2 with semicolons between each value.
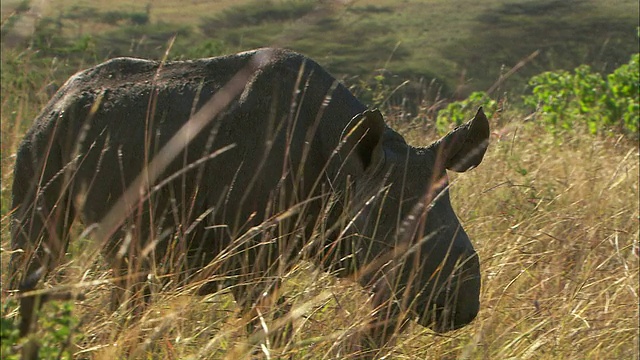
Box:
1;0;638;359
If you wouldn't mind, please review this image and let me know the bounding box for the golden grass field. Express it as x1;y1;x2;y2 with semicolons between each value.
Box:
1;76;637;358
1;1;638;359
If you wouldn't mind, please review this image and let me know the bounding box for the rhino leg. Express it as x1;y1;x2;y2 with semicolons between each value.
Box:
11;196;70;337
10;136;76;339
108;258;153;317
347;285;411;359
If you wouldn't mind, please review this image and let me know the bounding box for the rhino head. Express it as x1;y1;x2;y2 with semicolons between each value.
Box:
328;107;489;337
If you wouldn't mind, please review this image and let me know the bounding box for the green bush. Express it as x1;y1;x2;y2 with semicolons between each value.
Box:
523;53;639;136
436;91;498;134
437;53;638;138
1;299;20;360
1;298;80;360
605;53;639;134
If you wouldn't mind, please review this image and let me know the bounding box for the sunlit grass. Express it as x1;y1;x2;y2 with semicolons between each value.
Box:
0;10;638;357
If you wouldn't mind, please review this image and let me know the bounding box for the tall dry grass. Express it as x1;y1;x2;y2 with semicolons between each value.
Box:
429;121;639;359
1;52;638;359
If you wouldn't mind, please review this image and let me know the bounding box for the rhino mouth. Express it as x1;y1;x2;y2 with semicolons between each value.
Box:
415;283;480;332
414;272;480;332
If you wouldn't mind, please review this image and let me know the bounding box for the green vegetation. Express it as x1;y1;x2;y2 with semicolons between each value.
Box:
436;52;639;137
436;91;499;133
201;0;315;30
0;299;20;360
446;0;638;92
3;0;636;97
523;54;639;135
1;298;80;360
1;1;638;359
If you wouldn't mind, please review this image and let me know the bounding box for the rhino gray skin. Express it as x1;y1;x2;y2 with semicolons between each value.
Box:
10;48;488;356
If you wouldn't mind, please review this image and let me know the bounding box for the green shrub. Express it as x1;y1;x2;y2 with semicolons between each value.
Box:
439;52;638;138
436;91;498;134
129;12;149;26
351;72;398;110
523;53;639;136
605;53;639;134
1;299;20;360
1;298;81;360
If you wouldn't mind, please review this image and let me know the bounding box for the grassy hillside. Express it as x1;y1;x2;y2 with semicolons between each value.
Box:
1;1;638;359
2;0;637;98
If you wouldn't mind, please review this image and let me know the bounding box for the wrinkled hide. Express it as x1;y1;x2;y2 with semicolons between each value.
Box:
10;48;489;356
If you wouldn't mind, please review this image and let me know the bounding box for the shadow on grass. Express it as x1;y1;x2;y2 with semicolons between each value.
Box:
443;0;638;95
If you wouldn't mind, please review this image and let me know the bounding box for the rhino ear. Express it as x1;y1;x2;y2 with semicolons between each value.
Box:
341;109;386;172
431;107;490;172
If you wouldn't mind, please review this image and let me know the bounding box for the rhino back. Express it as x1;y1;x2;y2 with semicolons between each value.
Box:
24;49;366;259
